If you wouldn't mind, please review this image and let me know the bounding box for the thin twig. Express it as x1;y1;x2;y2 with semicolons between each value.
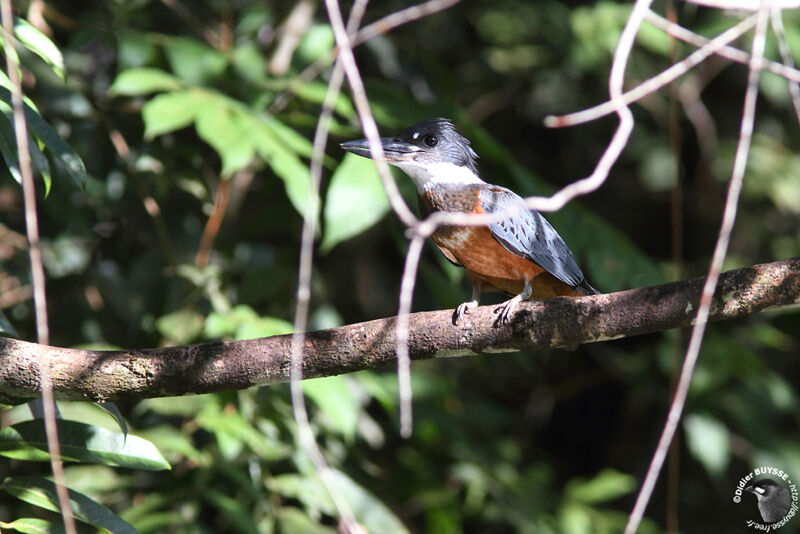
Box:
290;1;370;530
645;10;800;83
544;13;757;128
395;234;426;438
523;10;756;217
0;283;33;309
325;0;426;441
267;0;461;115
517;0;651;216
0;2;77;533
326;2;418;228
157;0;220;48
769;7;800;126
687;0;800;9
107;127;177;267
269;0;316;76
665;2;683;529
678;59;726;163
624;4;769;533
195;177;231;268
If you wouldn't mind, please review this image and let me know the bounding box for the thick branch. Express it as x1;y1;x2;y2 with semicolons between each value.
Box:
1;258;798;403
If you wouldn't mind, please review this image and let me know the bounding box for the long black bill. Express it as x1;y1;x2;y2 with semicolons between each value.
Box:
340;138;417;162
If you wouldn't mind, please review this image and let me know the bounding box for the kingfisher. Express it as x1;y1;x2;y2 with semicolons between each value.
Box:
340;118;598;325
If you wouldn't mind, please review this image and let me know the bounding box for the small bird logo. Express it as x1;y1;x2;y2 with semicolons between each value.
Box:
745;478;792;523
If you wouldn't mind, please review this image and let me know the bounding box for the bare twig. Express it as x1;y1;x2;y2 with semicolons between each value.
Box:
195;177;231;268
0;221;29;249
267;0;461;115
326;2;418;229
270;0;316;76
326;0;427;441
157;0;220;48
645;10;800;84
290;1;370;530
0;283;33;309
395;234;426;437
623;4;770;533
544;13;757;129
769;7;800;126
521;0;651;214
687;0;800;9
107;127;177;267
0;2;76;532
678;59;726;163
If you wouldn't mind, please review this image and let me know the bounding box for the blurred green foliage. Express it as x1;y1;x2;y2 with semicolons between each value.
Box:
1;1;799;533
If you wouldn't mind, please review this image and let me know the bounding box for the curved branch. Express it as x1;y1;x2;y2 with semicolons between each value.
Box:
1;258;798;403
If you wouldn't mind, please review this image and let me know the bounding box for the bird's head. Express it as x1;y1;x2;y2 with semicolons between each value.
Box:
745;478;782;500
340;118;482;192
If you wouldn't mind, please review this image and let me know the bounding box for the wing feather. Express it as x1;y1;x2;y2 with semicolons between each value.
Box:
480;187;586;288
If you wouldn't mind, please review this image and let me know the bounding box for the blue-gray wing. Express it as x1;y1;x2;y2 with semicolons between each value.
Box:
479;186;586;288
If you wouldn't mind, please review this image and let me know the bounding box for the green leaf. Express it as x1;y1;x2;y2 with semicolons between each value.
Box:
261;117;315;159
331;470;410;534
252;125;314;219
163;36;227;85
0;112;21;182
268;474;336;517
117;31;158;69
195;101;257;177
204;304;292;339
277;507;336;534
0;475;139;534
0;419;170;471
0;88;85;190
94;401;129;438
11;17;65;79
303;376;359;442
139;395;214;417
0;102;51;191
0;517;66;534
321;153;390;253
235;315;293;339
0;310;20;338
155;308;204;345
136;425;208;465
684;413;731;476
297;25;335;64
109;68;183;96
565;469;636;504
141;89;205;140
231;43;268;85
558;502;592;534
294;82;355;120
203;489;260;534
196;404;292;462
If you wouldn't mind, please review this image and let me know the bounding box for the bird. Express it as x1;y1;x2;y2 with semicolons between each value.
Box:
340;117;598;325
745;478;792;523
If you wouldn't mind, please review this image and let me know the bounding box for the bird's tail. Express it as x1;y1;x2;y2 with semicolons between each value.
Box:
577;279;600;296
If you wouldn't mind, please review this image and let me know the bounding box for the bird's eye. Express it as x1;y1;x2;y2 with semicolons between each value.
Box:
423;134;438;147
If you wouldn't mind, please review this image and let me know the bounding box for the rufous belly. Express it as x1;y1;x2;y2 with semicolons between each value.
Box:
432;226;579;299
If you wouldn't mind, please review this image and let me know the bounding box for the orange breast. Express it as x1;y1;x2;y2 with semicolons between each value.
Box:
432;226;579;299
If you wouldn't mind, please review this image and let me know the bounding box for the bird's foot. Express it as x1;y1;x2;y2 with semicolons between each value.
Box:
453;299;478;325
494;294;524;325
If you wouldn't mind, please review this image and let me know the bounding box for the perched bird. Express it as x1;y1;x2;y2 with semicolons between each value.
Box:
340;118;598;324
745;478;792;523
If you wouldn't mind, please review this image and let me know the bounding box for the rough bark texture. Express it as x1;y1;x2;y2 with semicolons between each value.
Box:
1;257;798;403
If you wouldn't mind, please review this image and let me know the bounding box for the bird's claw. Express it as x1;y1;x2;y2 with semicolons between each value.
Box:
494;295;522;325
453;300;478;325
